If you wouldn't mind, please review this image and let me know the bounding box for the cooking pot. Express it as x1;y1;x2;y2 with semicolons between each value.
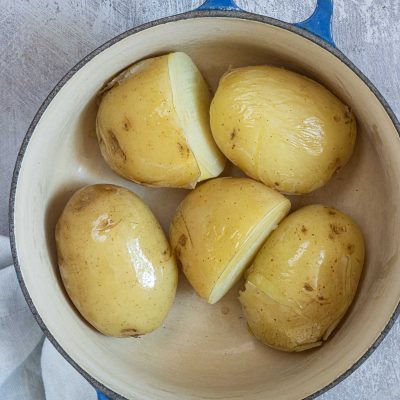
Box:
10;1;400;399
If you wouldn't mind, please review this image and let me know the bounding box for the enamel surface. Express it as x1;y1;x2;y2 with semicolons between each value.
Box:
12;16;400;400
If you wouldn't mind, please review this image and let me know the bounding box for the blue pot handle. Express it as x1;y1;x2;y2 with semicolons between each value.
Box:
198;0;335;47
197;0;241;11
97;390;111;400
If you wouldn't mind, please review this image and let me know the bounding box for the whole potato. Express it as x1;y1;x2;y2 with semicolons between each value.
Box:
239;204;364;352
55;184;178;337
210;66;357;194
97;52;225;188
170;178;290;304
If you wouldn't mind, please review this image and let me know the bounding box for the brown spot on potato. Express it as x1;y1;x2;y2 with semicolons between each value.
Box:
274;182;280;187
304;283;314;291
230;130;236;140
122;116;133;131
231;144;236;149
328;210;336;215
344;107;353;124
333;114;341;122
317;295;325;301
329;233;334;240
330;224;346;235
301;225;307;233
347;244;355;254
178;234;187;247
177;142;190;158
121;328;137;333
120;328;141;337
107;130;127;162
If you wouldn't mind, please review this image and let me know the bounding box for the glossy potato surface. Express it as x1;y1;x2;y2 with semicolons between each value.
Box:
97;52;225;188
55;184;178;337
170;178;290;304
210;66;357;194
240;204;364;351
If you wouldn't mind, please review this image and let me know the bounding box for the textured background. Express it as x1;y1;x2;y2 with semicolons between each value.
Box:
1;0;399;399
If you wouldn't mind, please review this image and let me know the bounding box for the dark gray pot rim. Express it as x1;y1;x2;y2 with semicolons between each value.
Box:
9;8;400;400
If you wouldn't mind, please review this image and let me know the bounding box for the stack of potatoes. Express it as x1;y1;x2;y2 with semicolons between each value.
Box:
56;52;364;352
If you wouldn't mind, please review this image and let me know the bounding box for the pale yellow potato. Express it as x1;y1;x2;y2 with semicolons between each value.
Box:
210;66;357;194
96;52;225;188
55;184;178;337
170;177;290;304
239;204;364;352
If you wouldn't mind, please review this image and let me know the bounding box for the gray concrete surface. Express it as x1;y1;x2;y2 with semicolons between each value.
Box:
1;0;399;398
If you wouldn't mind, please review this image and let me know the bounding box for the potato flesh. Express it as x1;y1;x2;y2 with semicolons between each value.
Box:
55;184;178;337
210;66;357;194
209;202;291;304
239;204;364;351
169;52;226;180
170;178;291;304
96;52;224;188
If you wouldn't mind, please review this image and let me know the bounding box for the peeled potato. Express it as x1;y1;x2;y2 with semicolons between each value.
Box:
55;184;178;337
210;66;357;194
239;204;364;352
170;177;290;304
96;52;225;188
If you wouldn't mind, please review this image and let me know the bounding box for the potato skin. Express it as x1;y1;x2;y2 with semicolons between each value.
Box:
169;177;290;303
239;204;364;352
210;66;357;194
96;55;200;188
55;184;178;337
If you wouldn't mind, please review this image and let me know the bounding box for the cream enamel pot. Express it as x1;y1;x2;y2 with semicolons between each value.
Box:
9;1;400;399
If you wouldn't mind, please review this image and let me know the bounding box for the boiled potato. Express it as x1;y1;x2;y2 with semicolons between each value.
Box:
170;177;290;304
239;204;364;352
55;184;178;337
210;66;357;194
96;52;225;188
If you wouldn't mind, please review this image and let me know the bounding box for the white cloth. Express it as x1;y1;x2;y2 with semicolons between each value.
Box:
0;236;98;400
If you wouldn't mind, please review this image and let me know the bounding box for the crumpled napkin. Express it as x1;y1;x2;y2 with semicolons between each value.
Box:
0;235;98;400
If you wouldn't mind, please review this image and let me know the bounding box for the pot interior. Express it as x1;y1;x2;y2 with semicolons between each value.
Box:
13;15;400;400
